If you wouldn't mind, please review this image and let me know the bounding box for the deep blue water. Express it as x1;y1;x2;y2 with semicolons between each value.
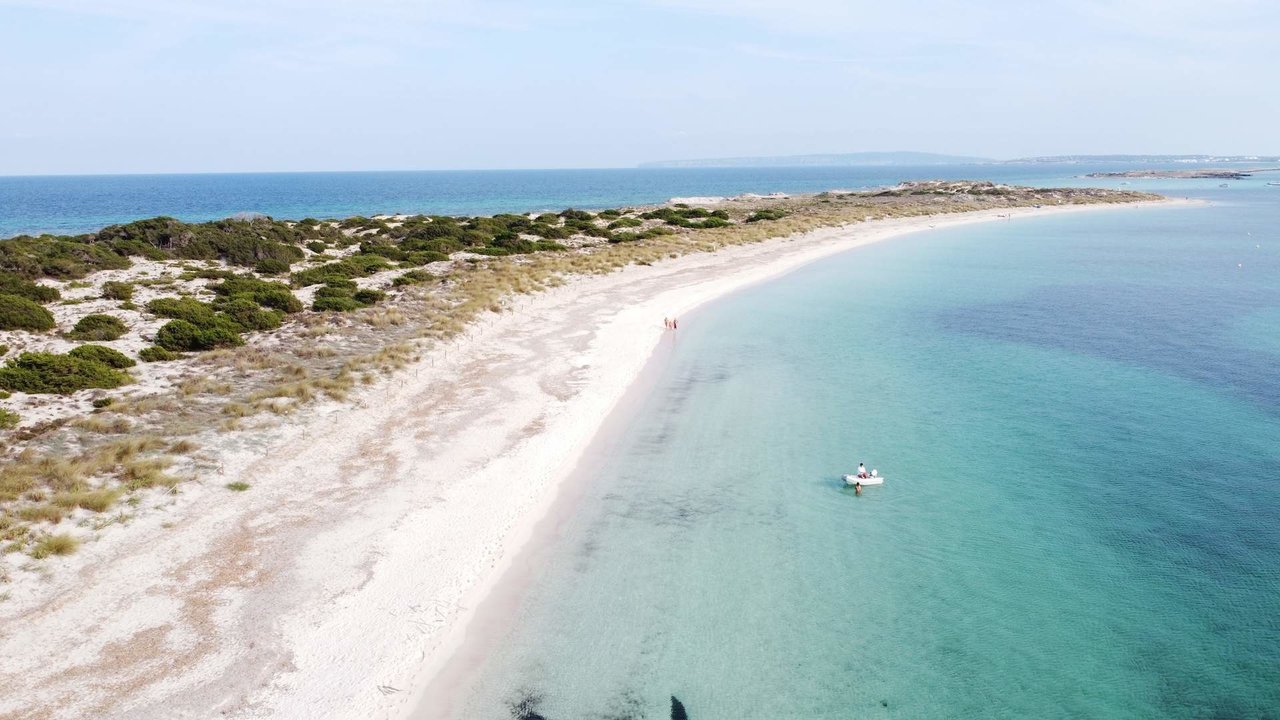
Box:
445;187;1280;718
3;163;1272;238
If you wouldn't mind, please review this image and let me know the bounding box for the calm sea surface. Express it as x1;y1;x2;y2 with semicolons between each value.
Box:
445;183;1280;718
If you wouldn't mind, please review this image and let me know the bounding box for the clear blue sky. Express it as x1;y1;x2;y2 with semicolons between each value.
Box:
1;0;1277;174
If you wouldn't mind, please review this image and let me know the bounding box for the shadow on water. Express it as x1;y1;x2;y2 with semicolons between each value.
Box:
935;282;1280;416
509;690;691;720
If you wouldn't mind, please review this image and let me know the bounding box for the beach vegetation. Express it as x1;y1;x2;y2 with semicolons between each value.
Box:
68;344;136;369
254;258;291;275
0;351;133;394
67;313;127;341
101;281;134;301
0;408;18;429
225;481;250;492
155;317;244;351
746;209;788;222
0;294;56;331
0;272;60;302
138;345;179;362
31;533;79;558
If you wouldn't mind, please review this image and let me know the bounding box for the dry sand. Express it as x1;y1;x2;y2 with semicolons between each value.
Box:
0;201;1182;719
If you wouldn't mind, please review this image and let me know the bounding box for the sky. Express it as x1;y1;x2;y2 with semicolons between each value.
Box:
0;0;1277;174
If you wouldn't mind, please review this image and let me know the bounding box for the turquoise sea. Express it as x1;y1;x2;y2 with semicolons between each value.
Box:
449;188;1280;718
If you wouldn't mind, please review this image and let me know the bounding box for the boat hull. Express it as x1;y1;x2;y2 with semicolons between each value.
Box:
843;474;884;486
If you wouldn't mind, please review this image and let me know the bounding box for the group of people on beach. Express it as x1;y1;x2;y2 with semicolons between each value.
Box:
663;317;679;330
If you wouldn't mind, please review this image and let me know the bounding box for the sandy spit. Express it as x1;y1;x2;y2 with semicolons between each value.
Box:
0;200;1187;720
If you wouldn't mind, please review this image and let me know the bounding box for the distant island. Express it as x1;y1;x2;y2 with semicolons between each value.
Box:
1084;168;1280;180
1010;154;1280;164
639;151;994;168
642;152;1280;169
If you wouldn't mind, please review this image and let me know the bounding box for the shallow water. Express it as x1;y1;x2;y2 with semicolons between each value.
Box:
453;192;1280;718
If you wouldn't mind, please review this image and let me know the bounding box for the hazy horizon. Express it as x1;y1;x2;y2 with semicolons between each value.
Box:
2;0;1278;175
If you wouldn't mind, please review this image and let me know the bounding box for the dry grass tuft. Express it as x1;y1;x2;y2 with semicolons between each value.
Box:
31;533;79;559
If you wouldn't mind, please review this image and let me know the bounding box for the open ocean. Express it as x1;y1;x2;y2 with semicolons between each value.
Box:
4;165;1278;718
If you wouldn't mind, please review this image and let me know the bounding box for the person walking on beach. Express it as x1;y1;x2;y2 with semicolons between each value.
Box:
673;317;679;330
663;317;671;329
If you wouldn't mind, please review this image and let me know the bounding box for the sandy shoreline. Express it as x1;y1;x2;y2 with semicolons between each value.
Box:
0;199;1188;719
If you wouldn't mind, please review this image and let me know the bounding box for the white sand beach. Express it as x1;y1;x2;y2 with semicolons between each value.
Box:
0;200;1181;719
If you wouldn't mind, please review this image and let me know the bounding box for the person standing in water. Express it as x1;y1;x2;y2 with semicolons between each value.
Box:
854;481;863;496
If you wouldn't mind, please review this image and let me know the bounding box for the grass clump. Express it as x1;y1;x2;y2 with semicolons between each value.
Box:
68;344;136;368
254;258;291;275
225;481;250;492
67;314;128;341
746;209;788;223
0;351;133;394
30;533;79;558
0;294;56;331
0;408;18;429
52;489;120;512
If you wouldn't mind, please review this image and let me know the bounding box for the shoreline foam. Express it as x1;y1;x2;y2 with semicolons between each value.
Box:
0;199;1190;720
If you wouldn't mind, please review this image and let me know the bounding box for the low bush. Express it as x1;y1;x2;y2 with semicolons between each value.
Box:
92;397;114;408
0;294;56;331
0;351;133;394
0;272;60;302
254;258;291;275
0;408;18;429
210;275;303;313
305;240;329;254
392;270;432;286
67;314;127;341
746;209;788;223
312;284;384;312
68;344;136;369
139;346;179;362
154;318;244;351
291;255;391;287
147;297;219;324
101;280;134;301
219;297;284;331
607;217;643;229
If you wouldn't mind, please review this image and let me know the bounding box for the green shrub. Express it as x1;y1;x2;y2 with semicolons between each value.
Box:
147;297;219;324
0;344;8;356
210;275;302;313
0;294;56;331
0;351;132;394
607;217;643;229
139;346;179;362
92;397;114;409
291;255;391;287
353;289;384;305
219;297;284;331
68;344;136;369
305;240;329;254
311;286;363;312
0;408;18;429
393;270;433;287
101;281;134;301
254;258;291;275
154;318;244;351
746;209;788;223
0;272;60;302
67;314;127;341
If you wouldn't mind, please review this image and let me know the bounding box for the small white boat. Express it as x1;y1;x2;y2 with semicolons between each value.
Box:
843;474;884;486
